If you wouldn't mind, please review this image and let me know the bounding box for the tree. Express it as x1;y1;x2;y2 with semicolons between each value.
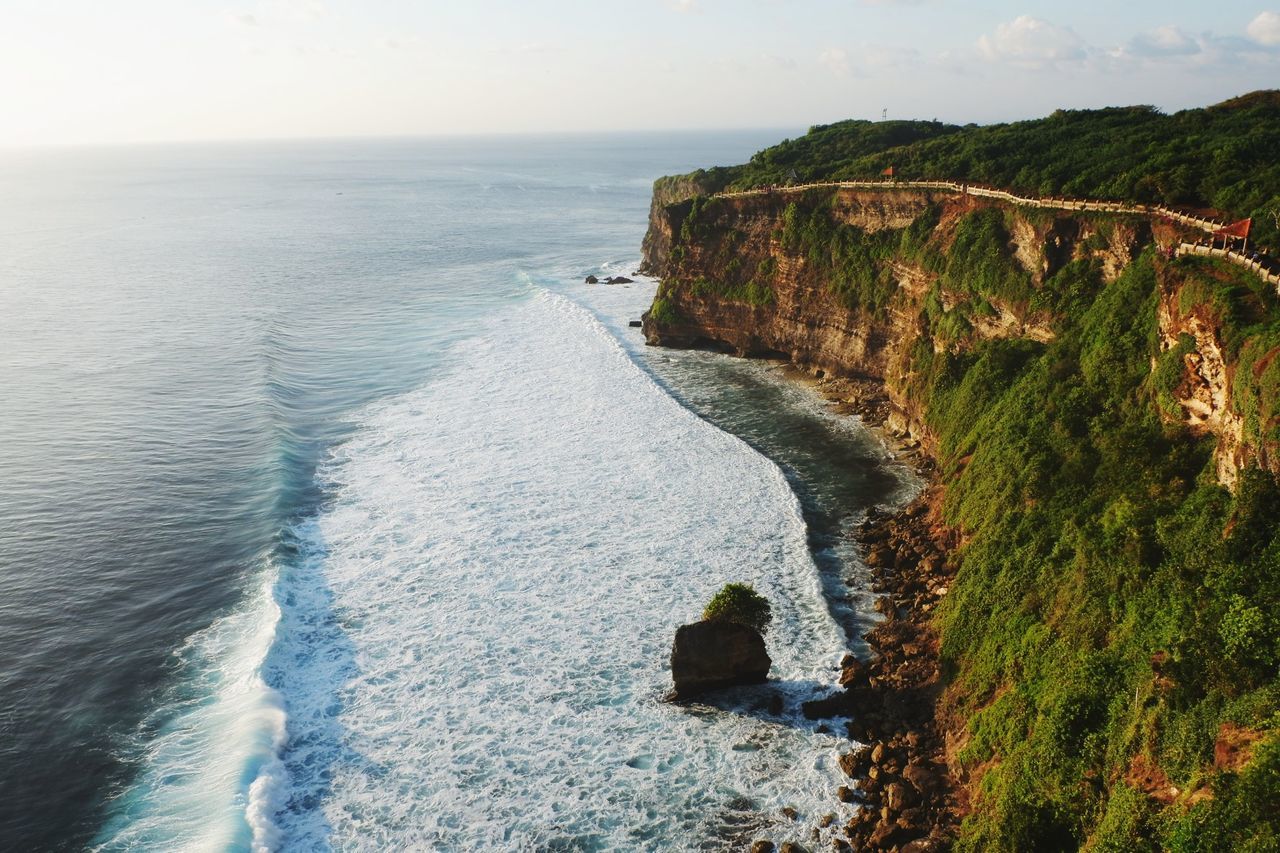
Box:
702;583;773;635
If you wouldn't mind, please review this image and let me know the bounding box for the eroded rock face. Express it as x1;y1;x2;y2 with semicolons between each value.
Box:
639;188;1075;456
669;620;770;699
640;184;1278;491
1157;277;1250;488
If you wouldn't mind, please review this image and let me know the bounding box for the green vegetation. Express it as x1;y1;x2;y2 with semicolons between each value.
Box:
1154;332;1197;418
648;296;678;325
703;583;773;635
691;90;1280;250
773;196;942;314
941;208;1034;305
650;90;1280;851
896;245;1280;850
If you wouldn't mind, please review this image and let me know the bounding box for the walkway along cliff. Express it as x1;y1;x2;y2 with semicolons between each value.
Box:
640;179;1280;850
711;179;1280;289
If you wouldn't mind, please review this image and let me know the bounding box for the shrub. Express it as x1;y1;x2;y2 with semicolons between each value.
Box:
703;583;773;634
649;297;678;325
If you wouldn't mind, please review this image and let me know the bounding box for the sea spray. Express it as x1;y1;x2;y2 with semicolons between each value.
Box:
262;287;855;849
92;577;288;852
0;133;806;850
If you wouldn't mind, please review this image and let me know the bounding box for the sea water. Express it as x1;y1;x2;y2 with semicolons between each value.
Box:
0;134;914;851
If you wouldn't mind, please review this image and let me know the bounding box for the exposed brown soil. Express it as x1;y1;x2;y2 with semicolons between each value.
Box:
1214;722;1266;772
1126;753;1180;805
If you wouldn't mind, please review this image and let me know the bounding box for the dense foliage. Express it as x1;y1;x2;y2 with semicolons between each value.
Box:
659;183;1280;846
700;91;1280;250
903;243;1280;850
703;583;773;635
655;100;1280;844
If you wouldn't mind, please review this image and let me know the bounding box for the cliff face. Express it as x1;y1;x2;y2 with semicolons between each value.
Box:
639;97;1280;849
642;185;1273;486
641;181;1280;850
644;188;937;441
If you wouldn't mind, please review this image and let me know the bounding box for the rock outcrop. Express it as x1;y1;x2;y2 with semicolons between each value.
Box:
1156;263;1256;488
640;183;1274;489
640;178;1280;849
669;619;771;699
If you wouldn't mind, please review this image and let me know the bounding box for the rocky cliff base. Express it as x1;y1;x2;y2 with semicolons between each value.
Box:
642;182;1280;849
797;487;959;851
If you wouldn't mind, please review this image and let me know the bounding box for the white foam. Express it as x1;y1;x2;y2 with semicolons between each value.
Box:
92;577;287;852
265;288;857;850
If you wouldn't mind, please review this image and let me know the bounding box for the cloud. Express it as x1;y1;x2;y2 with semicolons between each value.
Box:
275;0;329;22
818;47;852;76
762;53;799;71
863;45;921;71
233;13;259;26
1125;25;1201;58
809;44;923;78
977;16;1088;68
1107;20;1280;71
1248;11;1280;45
667;0;697;12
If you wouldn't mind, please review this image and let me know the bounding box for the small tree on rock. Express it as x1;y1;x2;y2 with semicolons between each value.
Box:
703;583;773;635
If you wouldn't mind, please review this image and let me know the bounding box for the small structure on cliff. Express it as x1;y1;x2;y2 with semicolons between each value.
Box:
669;583;772;699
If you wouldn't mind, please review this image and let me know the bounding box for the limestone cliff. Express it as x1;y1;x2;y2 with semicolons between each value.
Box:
638;100;1280;851
641;184;1276;488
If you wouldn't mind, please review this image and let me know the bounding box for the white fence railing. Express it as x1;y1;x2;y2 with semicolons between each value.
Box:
715;179;1232;233
1176;243;1280;287
712;179;1273;285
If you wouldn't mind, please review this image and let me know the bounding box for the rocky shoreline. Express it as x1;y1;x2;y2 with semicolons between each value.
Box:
799;376;960;851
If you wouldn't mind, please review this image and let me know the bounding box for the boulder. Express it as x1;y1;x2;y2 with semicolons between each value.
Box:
585;275;599;284
838;745;873;777
628;320;643;328
866;546;895;568
750;842;775;853
803;684;878;719
802;691;854;719
670;620;770;699
885;781;912;812
838;655;869;687
608;276;635;284
902;760;937;795
874;596;897;621
868;821;914;849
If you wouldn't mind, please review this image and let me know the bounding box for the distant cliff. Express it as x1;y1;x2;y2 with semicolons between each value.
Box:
640;110;1280;851
643;184;1278;489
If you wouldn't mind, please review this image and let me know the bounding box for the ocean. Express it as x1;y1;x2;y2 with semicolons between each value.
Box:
0;134;915;851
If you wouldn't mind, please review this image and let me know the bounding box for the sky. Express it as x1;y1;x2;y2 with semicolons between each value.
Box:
3;1;1279;147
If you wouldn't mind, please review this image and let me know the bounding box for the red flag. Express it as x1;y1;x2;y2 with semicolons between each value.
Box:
1213;218;1252;239
881;166;895;177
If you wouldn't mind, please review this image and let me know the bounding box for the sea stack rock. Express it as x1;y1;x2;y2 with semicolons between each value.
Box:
670;619;771;699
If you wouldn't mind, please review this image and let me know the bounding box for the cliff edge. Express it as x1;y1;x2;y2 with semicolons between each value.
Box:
640;168;1280;850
